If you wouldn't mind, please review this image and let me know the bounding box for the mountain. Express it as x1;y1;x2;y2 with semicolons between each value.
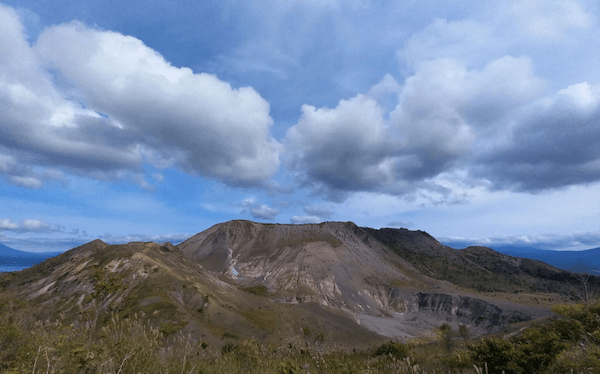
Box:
363;228;595;295
1;220;593;348
0;243;62;271
0;243;25;256
179;221;559;338
0;238;385;350
489;246;600;275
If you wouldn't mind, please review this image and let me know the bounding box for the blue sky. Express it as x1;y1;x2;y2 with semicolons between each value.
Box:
2;0;600;252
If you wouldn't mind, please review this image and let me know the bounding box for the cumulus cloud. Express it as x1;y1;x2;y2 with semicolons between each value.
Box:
473;81;600;191
282;0;600;203
0;4;281;188
509;0;592;39
285;55;547;200
0;219;19;230
239;197;280;220
0;218;62;233
250;205;280;220
285;93;400;199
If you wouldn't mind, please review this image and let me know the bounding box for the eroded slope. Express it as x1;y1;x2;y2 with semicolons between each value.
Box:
179;220;551;338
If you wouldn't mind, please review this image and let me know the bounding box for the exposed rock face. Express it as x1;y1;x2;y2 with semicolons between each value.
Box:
2;220;565;341
1;239;387;348
179;220;550;338
180;221;414;312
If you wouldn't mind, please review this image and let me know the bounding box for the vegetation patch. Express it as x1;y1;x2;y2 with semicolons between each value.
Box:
2;295;600;373
91;266;125;298
159;320;188;337
241;285;269;296
245;308;277;331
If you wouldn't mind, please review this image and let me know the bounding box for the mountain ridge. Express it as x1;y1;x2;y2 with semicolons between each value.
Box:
2;220;595;344
487;245;600;274
178;220;562;337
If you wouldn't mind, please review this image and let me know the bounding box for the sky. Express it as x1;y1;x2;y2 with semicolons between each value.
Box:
1;0;600;252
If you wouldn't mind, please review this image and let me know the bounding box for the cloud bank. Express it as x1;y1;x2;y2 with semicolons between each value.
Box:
2;0;600;226
284;0;600;202
0;4;281;188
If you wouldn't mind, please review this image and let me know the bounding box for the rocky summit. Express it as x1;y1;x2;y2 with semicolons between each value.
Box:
179;220;556;337
1;220;592;347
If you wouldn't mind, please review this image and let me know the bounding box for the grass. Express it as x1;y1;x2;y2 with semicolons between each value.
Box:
241;285;269;296
1;286;600;373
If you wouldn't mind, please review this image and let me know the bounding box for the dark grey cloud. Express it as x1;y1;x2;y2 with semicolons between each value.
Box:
473;82;600;192
284;57;547;201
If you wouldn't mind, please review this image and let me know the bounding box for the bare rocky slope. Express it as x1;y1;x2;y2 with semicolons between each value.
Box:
0;239;385;350
179;220;558;338
2;220;587;344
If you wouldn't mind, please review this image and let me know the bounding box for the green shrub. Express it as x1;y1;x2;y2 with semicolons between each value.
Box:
373;341;408;359
468;337;516;374
277;359;303;374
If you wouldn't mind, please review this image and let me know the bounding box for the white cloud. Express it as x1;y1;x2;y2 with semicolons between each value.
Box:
239;197;280;220
556;81;598;110
0;5;281;188
152;173;164;183
0;155;15;172
250;204;280;220
442;230;600;251
35;21;281;185
0;219;19;230
509;0;592;39
100;233;191;245
401;18;494;69
0;218;62;232
285;54;547;200
11;176;43;189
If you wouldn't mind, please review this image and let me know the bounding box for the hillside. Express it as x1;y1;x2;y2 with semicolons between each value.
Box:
0;238;385;352
2;220;594;344
2;220;600;373
490;246;600;275
179;221;557;338
363;227;597;296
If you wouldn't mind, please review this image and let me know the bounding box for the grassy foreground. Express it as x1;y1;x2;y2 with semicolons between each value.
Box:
1;290;599;374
